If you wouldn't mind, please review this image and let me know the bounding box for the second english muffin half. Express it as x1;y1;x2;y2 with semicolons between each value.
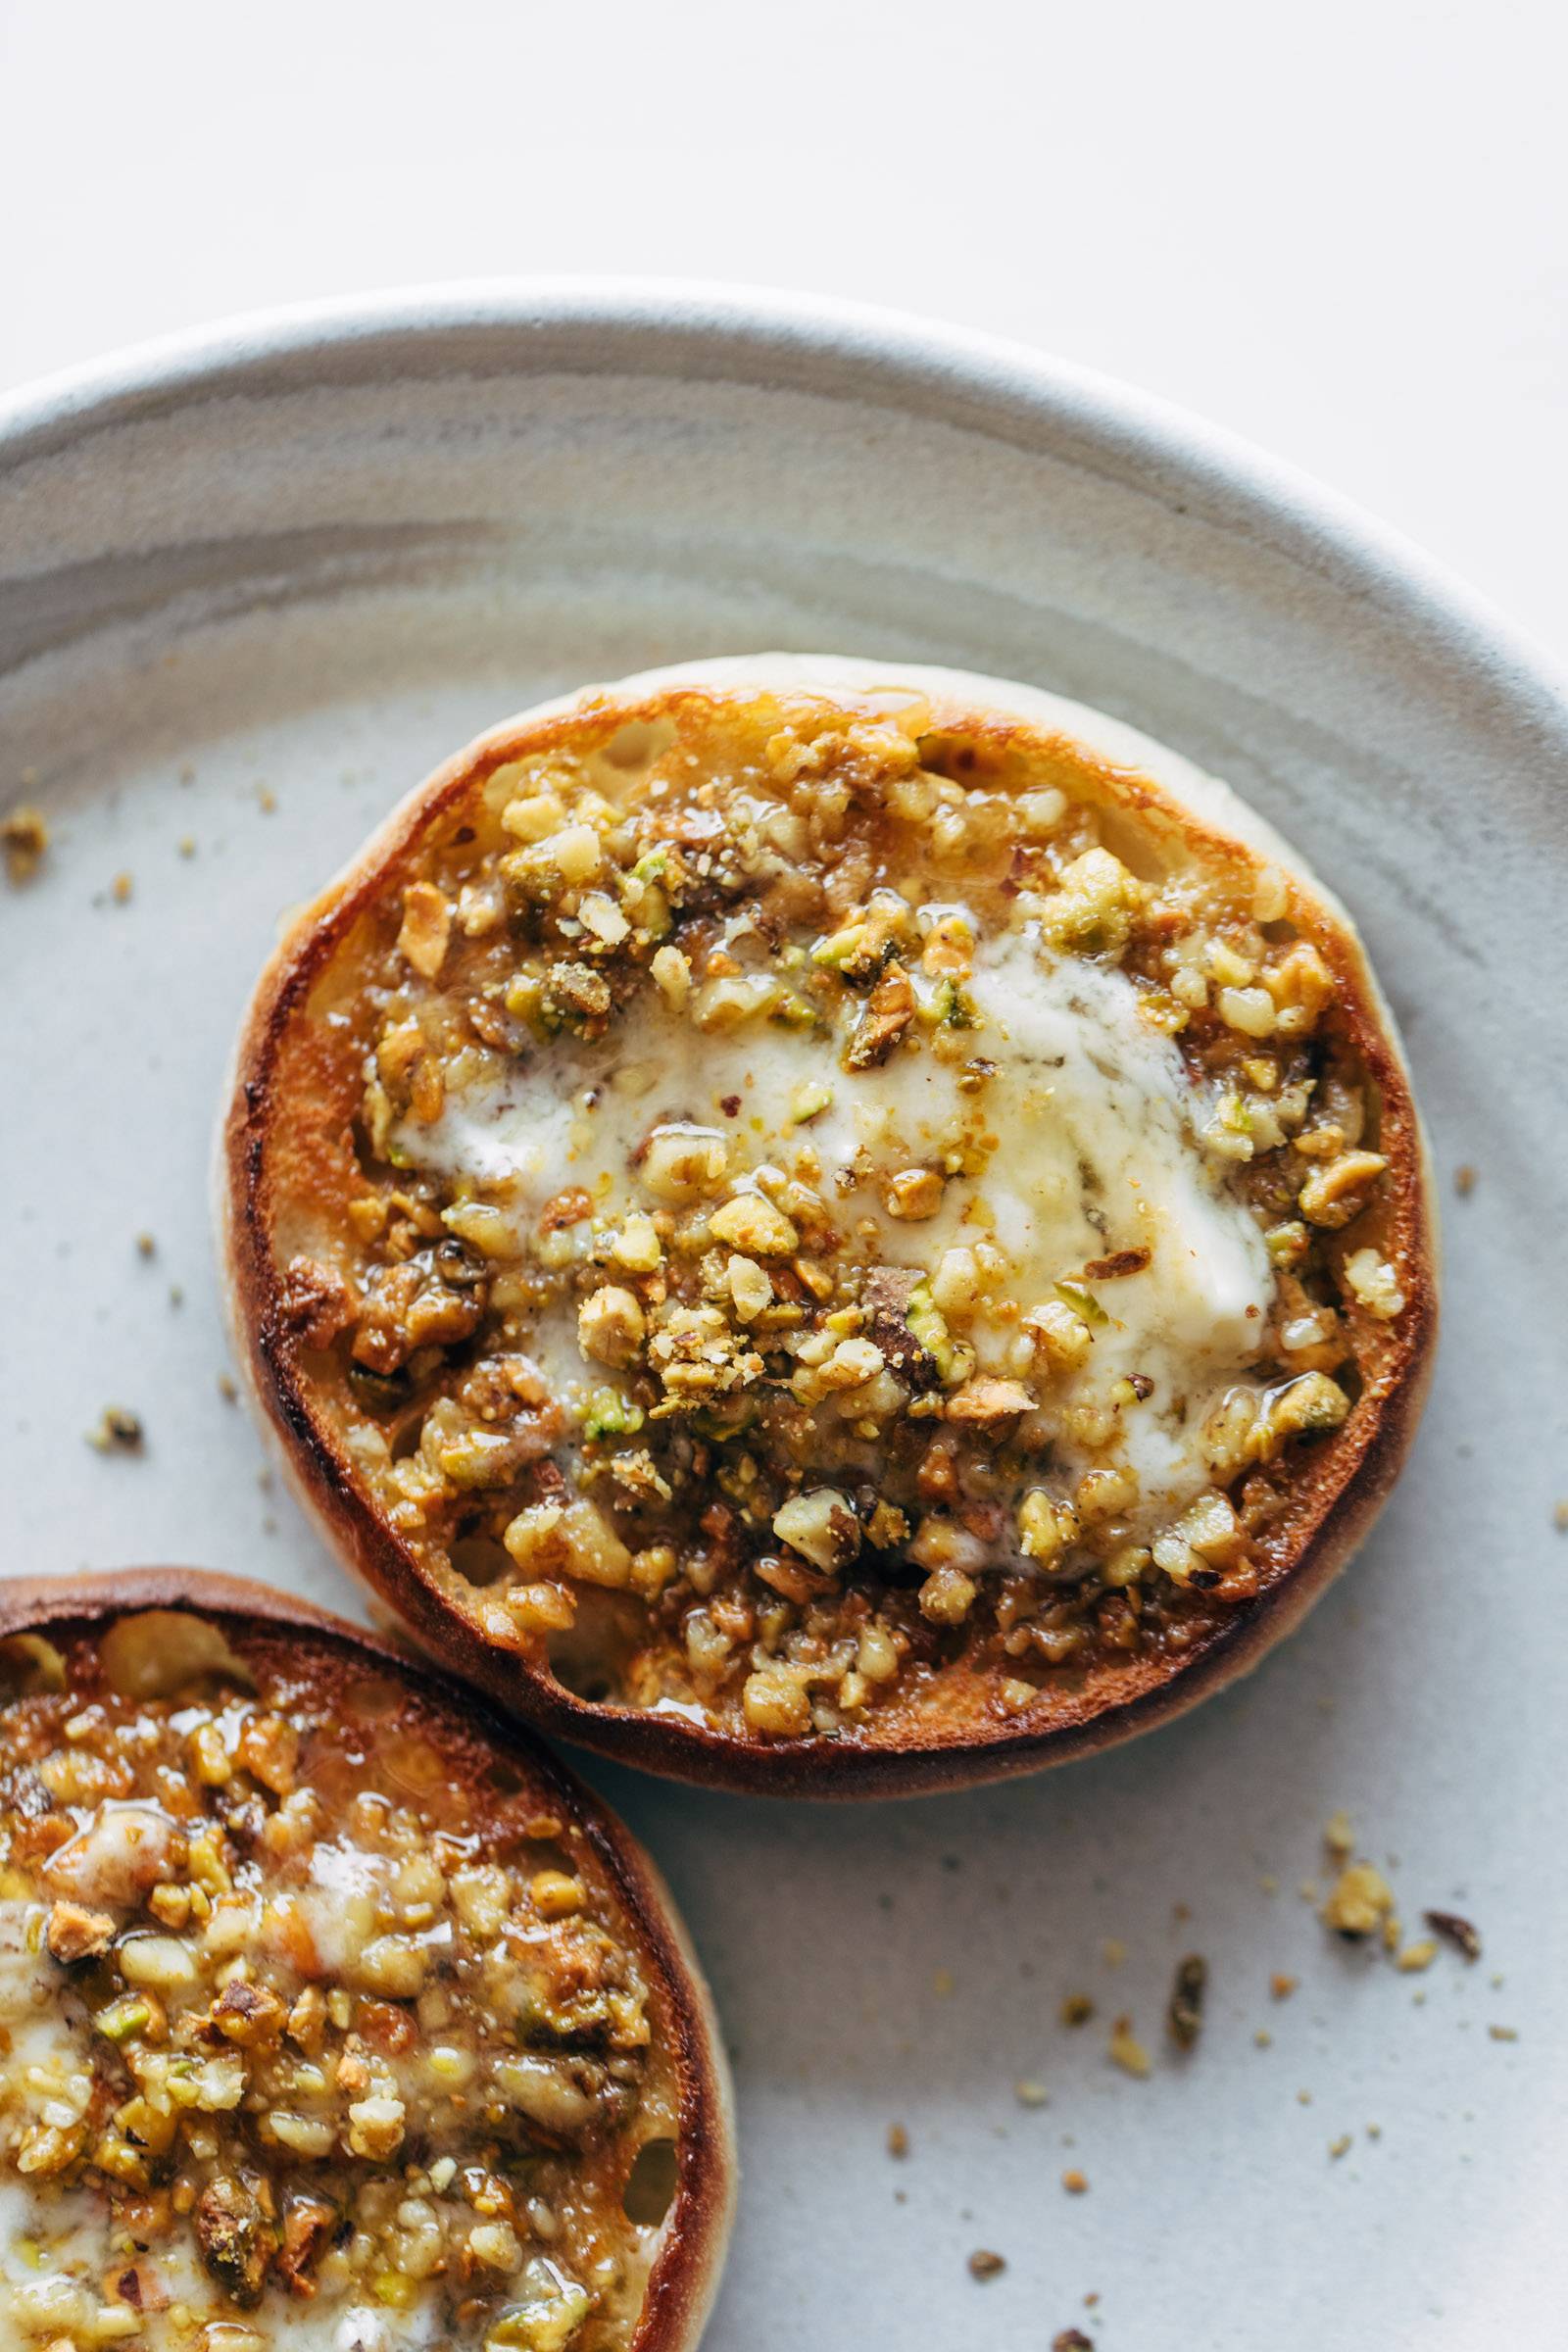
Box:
220;656;1438;1795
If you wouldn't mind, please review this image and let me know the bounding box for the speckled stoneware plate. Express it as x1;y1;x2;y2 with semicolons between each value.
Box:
3;283;1565;2350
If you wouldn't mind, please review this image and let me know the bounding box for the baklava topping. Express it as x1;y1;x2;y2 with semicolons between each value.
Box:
259;684;1419;1744
0;1613;680;2348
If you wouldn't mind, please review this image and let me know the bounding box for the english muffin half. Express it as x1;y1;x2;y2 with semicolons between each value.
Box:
220;657;1438;1795
0;1570;734;2349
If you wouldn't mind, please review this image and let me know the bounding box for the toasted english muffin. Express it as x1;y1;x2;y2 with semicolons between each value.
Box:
0;1569;734;2349
220;657;1438;1795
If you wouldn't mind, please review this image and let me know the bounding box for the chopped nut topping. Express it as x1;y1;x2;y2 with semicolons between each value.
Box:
255;682;1420;1749
0;1612;671;2348
44;1900;116;1964
396;879;453;977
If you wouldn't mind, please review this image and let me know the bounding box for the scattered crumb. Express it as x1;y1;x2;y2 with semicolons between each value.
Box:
1381;1912;1403;1954
1396;1939;1438;1974
1014;2079;1049;2109
1489;2025;1519;2043
1297;2089;1313;2106
1321;1861;1396;1938
1061;2169;1089;2195
111;870;133;904
218;1373;239;1403
1323;1809;1354;1860
1167;1953;1207;2050
1253;2029;1272;2048
258;786;277;813
967;2250;1005;2281
170;1285;184;1308
135;1232;156;1258
886;2123;907;2159
85;1406;143;1453
1366;2124;1382;2140
1453;1164;1476;1197
1298;1881;1320;1903
2;805;49;881
932;1967;955;1998
177;835;197;858
1258;1874;1278;1895
1107;2017;1151;2079
1101;1939;1126;1969
1172;1899;1192;1921
1270;1973;1298;2000
1328;2133;1351;2161
1060;1994;1095;2028
1054;2332;1095;2351
1554;1499;1568;1534
178;762;196;785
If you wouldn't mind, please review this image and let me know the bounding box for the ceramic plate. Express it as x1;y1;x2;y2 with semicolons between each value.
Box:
3;283;1565;2350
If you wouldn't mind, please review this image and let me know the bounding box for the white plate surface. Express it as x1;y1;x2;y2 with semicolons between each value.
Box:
2;284;1565;2350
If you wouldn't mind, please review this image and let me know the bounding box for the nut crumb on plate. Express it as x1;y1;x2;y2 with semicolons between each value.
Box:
1423;1909;1483;1962
2;805;49;880
85;1406;143;1453
1167;1953;1207;2049
1107;2017;1151;2078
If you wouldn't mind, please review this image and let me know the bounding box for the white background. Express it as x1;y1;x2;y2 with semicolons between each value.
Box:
3;0;1565;656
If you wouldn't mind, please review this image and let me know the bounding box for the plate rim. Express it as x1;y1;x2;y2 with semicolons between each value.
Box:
2;273;1565;744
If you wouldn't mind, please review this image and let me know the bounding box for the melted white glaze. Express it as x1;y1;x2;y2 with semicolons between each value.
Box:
398;915;1273;1522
